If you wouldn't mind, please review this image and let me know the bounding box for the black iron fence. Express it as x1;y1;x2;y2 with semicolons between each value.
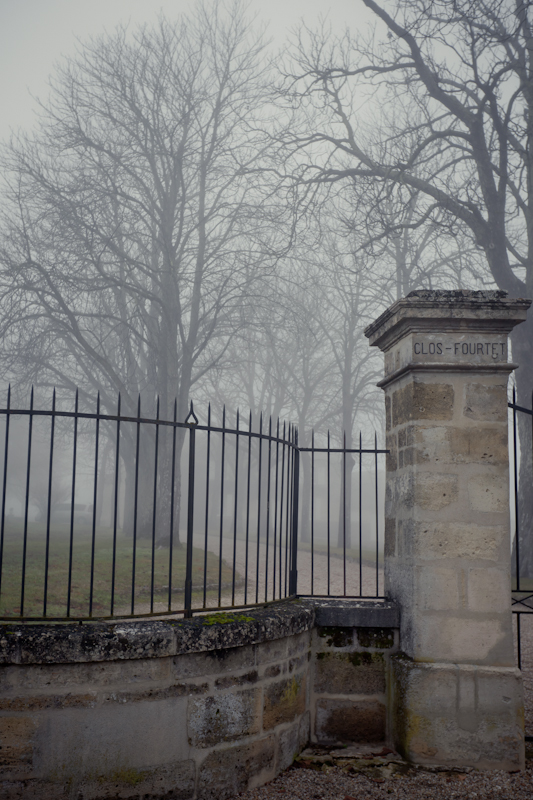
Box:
0;389;387;621
510;387;533;670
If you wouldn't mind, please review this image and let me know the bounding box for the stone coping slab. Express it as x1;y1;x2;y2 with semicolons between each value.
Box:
364;289;531;350
0;600;398;665
305;599;399;628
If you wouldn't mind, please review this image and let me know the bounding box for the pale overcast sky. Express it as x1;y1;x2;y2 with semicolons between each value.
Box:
0;0;376;144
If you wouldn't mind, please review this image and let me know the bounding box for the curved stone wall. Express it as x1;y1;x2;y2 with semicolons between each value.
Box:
0;603;313;800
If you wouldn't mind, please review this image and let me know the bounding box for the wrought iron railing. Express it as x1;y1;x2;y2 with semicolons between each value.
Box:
510;386;533;669
0;388;387;621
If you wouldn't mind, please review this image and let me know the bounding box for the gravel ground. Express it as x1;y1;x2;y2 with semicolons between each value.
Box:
228;743;533;800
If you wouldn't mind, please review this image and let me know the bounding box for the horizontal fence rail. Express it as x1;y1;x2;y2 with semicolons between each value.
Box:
0;389;387;621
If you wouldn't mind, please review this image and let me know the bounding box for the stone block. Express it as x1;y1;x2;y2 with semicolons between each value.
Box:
385;394;391;432
448;427;508;466
0;659;171;693
417;566;460;611
314;652;385;695
386;433;397;471
263;674;306;730
464;383;507;422
311;601;399;629
289;653;308;673
392;382;454;427
255;638;288;664
79;759;196;800
172;645;255;679
0;716;37;772
418;616;513;665
34;698;190;780
277;714;309;772
315;699;385;743
398;447;414;467
468;473;508;513
390;657;524;770
476;667;524;717
467;568;509;613
316;627;354;649
414;472;459;511
198;736;275;800
384;518;396;557
287;631;311;657
215;671;258;689
413;426;508;466
263;664;282;678
356;628;395;649
188;688;261;747
398;425;415;447
397;518;416;559
413;521;502;561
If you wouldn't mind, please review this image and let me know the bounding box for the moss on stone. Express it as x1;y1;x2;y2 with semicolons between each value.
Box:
317;626;353;648
202;612;254;626
356;627;394;649
102;768;148;786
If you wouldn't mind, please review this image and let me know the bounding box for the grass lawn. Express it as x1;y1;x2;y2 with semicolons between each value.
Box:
0;520;235;619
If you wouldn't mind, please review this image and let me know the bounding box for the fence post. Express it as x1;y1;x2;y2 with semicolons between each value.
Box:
365;289;530;771
289;429;299;596
184;402;198;618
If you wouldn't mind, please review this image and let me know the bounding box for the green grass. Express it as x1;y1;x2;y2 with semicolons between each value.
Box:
0;520;235;619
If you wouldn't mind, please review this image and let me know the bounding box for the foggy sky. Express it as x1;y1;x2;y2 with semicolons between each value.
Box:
0;0;376;145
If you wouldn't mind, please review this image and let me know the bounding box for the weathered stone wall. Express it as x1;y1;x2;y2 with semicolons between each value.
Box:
0;600;398;799
311;624;398;745
365;290;529;771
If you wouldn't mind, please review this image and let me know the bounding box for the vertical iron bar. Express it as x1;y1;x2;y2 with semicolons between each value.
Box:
279;422;286;599
513;387;520;591
184;403;197;617
244;411;252;605
43;389;56;617
217;406;226;607
342;430;346;597
0;386;11;603
89;392;100;617
289;428;299;596
272;419;279;601
311;429;315;597
517;612;522;670
265;416;272;603
150;397;160;614
375;432;379;598
285;426;291;597
202;403;211;608
232;410;240;606
168;399;177;613
359;431;363;596
255;413;263;604
20;387;34;618
67;390;78;618
131;395;141;615
110;393;121;615
327;430;330;596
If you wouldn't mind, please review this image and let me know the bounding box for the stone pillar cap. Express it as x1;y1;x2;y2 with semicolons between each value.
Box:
365;290;531;352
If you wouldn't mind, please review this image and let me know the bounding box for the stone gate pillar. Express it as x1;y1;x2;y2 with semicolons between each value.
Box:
365;290;531;770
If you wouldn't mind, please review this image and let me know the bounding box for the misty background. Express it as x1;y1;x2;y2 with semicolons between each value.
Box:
0;0;530;615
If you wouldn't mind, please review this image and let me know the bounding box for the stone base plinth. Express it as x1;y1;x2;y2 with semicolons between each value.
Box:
390;654;524;770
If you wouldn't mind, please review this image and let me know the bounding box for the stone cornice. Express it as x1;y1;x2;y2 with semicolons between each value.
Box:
365;290;531;353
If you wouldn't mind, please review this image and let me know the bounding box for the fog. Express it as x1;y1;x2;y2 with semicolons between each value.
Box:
1;0;529;616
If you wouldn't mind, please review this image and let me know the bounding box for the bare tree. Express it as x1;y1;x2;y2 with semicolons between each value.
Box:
282;0;533;569
0;2;289;539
